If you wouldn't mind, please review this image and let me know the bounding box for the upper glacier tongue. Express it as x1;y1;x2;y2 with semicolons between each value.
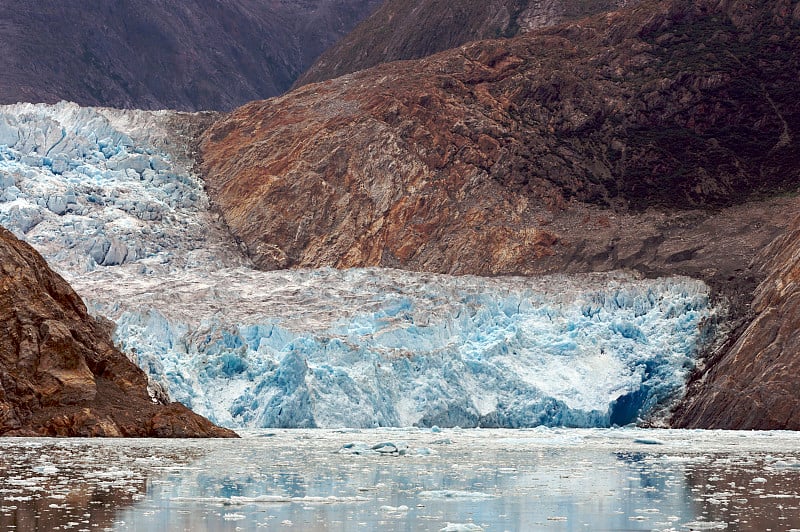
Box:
0;101;245;276
0;103;716;429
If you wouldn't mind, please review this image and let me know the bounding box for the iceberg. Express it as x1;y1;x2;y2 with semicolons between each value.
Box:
0;103;717;429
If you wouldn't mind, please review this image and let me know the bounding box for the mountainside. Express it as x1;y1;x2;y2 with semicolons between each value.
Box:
201;0;800;428
673;214;800;430
0;0;381;111
0;226;236;437
296;0;636;87
202;0;800;273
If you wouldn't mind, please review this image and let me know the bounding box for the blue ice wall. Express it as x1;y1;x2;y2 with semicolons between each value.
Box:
105;271;713;429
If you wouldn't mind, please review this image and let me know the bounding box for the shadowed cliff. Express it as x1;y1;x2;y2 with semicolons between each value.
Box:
0;0;381;111
672;214;800;430
295;0;638;87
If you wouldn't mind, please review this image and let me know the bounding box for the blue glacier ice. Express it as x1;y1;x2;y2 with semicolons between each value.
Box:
0;103;718;429
0;102;244;276
88;268;714;429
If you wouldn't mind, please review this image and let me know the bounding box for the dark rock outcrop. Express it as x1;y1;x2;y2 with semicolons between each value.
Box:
296;0;636;87
672;215;800;430
0;226;236;437
0;0;381;111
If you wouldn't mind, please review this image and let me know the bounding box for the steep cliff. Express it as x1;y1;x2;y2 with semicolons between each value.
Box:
672;215;800;430
0;0;381;111
0;226;236;437
296;0;636;87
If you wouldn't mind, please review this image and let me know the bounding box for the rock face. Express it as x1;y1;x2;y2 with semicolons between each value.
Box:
0;226;237;437
202;0;799;274
672;215;800;430
0;0;381;111
296;0;636;87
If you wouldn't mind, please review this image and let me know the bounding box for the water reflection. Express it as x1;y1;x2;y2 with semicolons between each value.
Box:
2;430;800;531
682;455;800;531
0;440;204;531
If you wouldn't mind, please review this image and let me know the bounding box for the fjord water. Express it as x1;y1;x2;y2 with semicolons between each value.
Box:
2;429;800;531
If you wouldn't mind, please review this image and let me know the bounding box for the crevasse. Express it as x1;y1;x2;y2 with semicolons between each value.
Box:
93;269;713;429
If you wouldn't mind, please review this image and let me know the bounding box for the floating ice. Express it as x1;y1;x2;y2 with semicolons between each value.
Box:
682;521;728;530
380;505;409;513
440;524;484;532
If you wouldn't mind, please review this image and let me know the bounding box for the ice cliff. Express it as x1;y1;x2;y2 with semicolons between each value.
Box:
85;268;712;429
0;103;716;429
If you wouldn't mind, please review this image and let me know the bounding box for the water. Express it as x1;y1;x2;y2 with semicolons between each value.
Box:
1;429;799;531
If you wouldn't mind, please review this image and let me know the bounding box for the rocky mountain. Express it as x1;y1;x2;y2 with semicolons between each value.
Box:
295;0;637;87
0;0;381;111
202;0;799;273
201;0;800;428
0;226;236;437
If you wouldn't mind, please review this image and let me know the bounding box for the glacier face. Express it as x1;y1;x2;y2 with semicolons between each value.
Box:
83;268;713;429
0;103;717;429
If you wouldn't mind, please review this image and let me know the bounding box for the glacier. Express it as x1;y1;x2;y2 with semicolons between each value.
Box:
0;103;717;429
0;101;244;275
84;268;713;429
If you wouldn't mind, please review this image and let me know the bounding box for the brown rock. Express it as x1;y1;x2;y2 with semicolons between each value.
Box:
673;215;800;430
0;226;236;437
295;0;637;88
202;0;800;277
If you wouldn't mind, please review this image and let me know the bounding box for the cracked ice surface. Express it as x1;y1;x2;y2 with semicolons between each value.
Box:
82;267;713;429
0;101;244;275
0;103;715;429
